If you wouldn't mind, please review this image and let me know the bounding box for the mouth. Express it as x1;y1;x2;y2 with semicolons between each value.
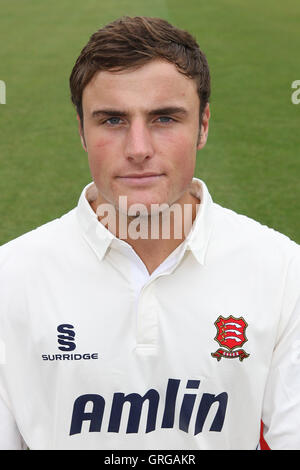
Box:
116;173;165;186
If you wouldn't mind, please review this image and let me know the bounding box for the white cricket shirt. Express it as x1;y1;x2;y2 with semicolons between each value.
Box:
0;178;300;450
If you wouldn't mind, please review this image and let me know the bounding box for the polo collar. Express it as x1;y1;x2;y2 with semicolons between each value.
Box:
185;178;215;265
76;183;114;262
76;177;215;265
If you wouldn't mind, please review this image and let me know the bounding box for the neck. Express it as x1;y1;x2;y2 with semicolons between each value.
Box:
90;190;200;274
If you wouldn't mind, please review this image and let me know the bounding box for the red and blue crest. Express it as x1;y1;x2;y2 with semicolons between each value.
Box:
211;315;250;361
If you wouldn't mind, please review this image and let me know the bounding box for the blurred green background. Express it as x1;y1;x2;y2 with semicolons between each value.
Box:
0;0;299;244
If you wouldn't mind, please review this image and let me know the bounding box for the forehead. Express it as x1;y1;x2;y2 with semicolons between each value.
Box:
82;59;199;112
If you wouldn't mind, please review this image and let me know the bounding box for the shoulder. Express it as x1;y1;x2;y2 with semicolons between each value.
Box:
0;208;85;329
211;202;300;262
0;208;78;276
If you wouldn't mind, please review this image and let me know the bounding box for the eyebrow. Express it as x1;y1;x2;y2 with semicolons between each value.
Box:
91;106;188;119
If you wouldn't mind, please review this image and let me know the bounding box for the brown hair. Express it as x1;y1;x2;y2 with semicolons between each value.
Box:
69;16;210;127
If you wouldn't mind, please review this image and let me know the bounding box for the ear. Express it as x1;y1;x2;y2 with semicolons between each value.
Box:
197;103;210;150
77;114;87;152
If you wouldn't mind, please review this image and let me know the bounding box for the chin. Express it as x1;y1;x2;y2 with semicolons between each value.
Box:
116;195;168;217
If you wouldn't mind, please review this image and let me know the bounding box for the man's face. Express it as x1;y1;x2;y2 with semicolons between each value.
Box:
79;59;210;213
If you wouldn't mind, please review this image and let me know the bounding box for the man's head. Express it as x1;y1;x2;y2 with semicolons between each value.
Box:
70;16;211;130
69;17;211;214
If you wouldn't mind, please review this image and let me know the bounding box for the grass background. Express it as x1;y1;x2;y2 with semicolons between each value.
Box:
0;0;299;245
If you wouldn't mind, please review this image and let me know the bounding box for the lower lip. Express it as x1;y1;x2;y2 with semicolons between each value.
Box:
117;175;164;186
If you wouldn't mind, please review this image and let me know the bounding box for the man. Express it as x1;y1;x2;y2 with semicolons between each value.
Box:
0;16;299;450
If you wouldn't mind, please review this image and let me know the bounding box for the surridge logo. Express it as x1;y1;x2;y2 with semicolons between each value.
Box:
41;323;99;361
57;324;76;351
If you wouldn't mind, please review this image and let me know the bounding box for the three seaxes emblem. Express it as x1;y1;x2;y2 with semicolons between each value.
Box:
211;315;250;361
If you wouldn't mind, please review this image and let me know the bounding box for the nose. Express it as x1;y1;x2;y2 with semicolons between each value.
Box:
124;120;154;163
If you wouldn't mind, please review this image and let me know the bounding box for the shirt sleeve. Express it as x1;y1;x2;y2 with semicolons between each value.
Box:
0;244;27;450
0;394;26;450
261;246;300;449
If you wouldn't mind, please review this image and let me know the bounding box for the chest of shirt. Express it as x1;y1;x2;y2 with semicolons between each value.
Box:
6;250;280;382
1;249;283;449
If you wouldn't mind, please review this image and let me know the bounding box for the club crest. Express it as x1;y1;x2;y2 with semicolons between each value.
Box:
211;315;250;361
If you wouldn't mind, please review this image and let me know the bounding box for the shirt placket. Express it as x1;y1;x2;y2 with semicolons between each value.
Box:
135;280;158;352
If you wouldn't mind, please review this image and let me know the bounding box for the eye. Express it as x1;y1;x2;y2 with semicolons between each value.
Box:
105;117;123;126
156;116;175;124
